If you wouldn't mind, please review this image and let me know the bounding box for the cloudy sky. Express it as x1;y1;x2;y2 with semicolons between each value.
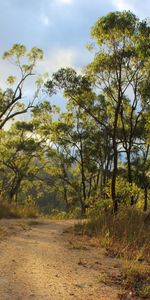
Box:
0;0;150;109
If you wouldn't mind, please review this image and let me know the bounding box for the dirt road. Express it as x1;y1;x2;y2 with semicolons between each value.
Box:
0;219;123;300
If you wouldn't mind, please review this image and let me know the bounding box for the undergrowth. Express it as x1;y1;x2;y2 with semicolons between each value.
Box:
0;201;39;219
122;260;150;298
48;207;82;220
85;207;150;260
74;207;150;298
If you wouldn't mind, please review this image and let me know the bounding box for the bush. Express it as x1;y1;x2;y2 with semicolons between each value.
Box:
103;177;141;206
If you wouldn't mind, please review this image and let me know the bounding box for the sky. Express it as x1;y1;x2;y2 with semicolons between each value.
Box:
0;0;150;111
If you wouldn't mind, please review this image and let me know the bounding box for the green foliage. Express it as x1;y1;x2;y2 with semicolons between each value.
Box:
45;67;91;97
86;197;112;218
0;43;43;129
3;44;26;59
104;177;141;205
45;10;150;213
27;47;43;62
3;44;43;66
0;121;45;205
91;11;138;44
0;12;150;222
6;76;16;85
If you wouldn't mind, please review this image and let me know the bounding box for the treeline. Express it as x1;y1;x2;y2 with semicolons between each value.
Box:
0;11;149;215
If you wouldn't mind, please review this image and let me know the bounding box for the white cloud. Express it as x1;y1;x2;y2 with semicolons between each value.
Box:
111;0;150;18
40;14;51;26
112;0;135;11
60;0;73;3
39;47;76;74
55;0;73;5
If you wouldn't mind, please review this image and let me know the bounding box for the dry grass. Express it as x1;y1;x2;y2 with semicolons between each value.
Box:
85;208;150;261
74;208;150;298
0;227;7;239
121;260;150;298
48;207;82;220
0;201;39;219
99;261;150;299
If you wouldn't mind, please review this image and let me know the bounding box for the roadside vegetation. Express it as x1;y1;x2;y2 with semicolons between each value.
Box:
0;201;38;219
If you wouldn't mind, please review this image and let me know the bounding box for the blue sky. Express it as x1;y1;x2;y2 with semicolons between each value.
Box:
0;0;150;111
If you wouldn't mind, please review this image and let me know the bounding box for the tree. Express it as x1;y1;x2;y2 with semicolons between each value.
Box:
0;121;44;203
85;11;150;211
0;44;43;129
45;12;150;213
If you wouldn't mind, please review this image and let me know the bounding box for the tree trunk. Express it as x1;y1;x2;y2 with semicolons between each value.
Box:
80;195;86;216
99;170;103;198
63;182;69;210
62;163;69;210
111;143;118;213
144;186;148;212
111;104;120;213
9;176;22;203
126;150;134;205
87;177;92;198
79;136;87;212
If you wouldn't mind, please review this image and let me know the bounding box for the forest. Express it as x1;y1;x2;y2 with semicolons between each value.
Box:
0;11;149;215
0;10;150;299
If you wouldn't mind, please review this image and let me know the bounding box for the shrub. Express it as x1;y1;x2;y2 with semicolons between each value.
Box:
103;177;141;206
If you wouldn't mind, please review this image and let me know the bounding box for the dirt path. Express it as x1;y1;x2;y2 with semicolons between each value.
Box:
0;219;123;300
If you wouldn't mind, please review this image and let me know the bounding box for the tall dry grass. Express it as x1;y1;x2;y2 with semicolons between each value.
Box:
85;207;150;260
76;208;150;298
0;201;39;219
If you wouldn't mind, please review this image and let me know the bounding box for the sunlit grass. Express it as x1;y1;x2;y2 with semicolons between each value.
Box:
85;207;150;260
0;201;39;219
122;260;150;298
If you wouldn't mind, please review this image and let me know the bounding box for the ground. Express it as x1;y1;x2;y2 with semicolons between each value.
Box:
0;219;134;300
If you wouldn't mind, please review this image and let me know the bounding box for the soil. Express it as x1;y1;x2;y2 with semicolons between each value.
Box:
0;219;130;300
